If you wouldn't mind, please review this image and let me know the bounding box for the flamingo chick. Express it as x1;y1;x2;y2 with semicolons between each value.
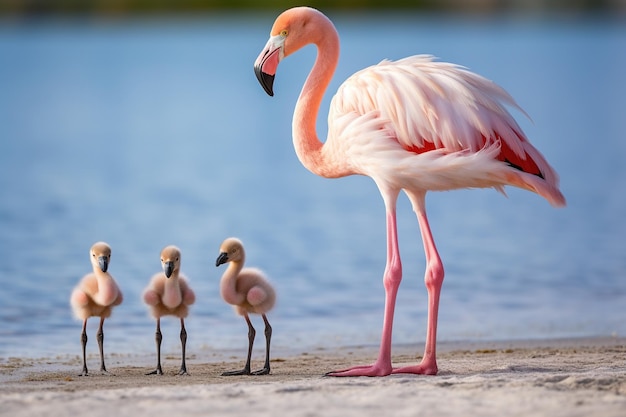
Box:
70;241;123;376
143;245;196;375
254;7;566;377
215;237;276;376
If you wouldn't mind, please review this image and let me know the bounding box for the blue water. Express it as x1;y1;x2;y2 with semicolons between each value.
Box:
0;12;625;359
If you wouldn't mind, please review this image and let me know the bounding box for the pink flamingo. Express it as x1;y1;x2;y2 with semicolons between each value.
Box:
143;245;196;375
254;7;565;377
70;241;123;376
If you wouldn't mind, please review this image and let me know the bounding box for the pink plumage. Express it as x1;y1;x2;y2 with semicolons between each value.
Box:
143;245;195;375
254;7;565;377
69;241;123;376
216;237;275;376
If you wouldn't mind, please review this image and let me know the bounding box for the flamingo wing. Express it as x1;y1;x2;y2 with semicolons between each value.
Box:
328;55;559;185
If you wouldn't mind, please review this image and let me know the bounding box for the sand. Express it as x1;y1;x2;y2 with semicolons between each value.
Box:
1;337;625;417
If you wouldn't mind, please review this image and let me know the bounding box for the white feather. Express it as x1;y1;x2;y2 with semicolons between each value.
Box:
326;54;560;191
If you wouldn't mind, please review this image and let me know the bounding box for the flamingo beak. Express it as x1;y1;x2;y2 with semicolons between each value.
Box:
98;256;108;273
255;65;275;97
254;35;284;97
163;261;174;278
215;252;229;267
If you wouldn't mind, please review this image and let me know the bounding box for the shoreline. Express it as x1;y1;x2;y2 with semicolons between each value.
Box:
1;336;625;416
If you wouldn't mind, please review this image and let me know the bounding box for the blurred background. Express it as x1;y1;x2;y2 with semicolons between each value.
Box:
0;1;625;362
0;0;625;15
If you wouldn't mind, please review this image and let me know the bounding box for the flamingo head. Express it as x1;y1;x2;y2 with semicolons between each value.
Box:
90;241;111;273
216;237;244;267
254;7;332;96
160;245;181;279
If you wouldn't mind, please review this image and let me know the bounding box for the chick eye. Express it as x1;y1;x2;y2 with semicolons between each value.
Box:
280;29;288;37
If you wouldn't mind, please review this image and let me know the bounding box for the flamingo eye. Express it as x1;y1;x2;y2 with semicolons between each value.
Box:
280;29;288;37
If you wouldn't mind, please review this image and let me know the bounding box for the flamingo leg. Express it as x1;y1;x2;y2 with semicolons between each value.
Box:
251;314;272;375
327;193;401;377
147;318;164;375
222;314;255;376
79;319;89;376
392;192;442;375
178;318;188;375
96;316;111;374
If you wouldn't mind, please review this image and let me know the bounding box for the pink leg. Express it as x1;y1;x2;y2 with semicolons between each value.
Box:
393;192;443;375
327;199;401;377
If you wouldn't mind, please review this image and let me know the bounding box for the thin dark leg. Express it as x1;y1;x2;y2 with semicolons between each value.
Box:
97;317;110;374
147;318;163;375
79;319;89;376
178;318;188;375
222;314;255;376
251;314;272;375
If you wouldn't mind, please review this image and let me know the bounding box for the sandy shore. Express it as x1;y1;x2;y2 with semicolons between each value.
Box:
1;337;625;417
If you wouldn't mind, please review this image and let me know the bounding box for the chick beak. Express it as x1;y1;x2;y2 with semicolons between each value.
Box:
215;252;229;267
164;261;174;278
98;256;108;273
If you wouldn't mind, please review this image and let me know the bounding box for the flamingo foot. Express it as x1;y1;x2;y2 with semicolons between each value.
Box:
325;361;393;377
391;357;438;376
221;367;251;376
146;366;164;376
251;367;270;376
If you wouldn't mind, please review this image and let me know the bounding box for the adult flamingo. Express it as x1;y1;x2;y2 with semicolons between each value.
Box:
254;7;565;377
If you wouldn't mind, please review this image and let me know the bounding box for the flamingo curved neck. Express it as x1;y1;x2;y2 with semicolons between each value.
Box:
220;254;246;306
162;270;183;308
93;267;111;281
292;19;344;178
165;270;180;282
92;269;118;306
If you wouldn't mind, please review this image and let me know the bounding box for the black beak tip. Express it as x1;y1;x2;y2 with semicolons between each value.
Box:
98;257;108;273
254;65;275;97
263;80;275;97
164;262;174;278
216;252;228;267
